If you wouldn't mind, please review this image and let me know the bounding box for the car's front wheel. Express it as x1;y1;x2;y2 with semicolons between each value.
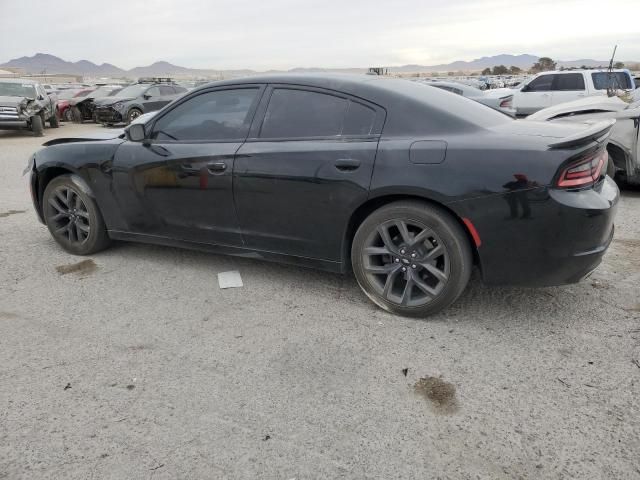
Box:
43;175;111;255
31;115;44;136
351;201;472;317
127;108;142;124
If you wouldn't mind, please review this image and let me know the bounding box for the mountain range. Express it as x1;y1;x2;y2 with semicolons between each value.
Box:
1;53;636;78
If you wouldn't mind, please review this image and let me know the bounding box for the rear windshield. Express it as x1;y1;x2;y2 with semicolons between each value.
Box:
0;82;37;98
397;79;511;127
591;72;632;90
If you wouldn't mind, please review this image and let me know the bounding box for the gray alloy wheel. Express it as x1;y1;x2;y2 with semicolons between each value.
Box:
361;219;450;307
352;201;472;317
127;108;142;124
43;175;111;255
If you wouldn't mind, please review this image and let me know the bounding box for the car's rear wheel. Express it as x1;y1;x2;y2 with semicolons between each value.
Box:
351;201;472;317
49;114;59;128
31;115;44;136
70;106;83;123
63;108;74;122
127;108;142;124
43;175;111;255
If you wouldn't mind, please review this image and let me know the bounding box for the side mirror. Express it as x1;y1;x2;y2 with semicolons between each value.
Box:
521;84;530;92
126;123;146;142
38;95;45;100
143;94;152;100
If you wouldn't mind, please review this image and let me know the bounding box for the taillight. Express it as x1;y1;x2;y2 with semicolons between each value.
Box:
556;149;607;188
499;96;513;108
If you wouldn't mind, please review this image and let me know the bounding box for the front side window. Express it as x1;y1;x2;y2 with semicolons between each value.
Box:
592;72;632;90
151;88;259;142
159;86;175;96
554;73;585;91
260;89;348;138
526;75;554;92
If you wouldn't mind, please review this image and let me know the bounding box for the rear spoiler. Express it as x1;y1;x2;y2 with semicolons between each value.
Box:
547;119;615;149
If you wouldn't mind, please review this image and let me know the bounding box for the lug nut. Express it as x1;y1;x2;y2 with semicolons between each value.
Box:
411;253;416;258
412;264;417;269
400;249;405;254
395;258;400;263
401;267;407;272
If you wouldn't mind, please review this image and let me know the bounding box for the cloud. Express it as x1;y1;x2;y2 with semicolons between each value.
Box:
1;0;638;69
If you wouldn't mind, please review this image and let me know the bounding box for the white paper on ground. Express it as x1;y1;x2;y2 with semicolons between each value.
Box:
218;270;243;289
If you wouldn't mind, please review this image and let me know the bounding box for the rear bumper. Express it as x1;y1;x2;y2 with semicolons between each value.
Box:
457;176;619;287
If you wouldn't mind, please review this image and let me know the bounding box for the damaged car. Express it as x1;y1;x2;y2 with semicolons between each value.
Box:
527;92;640;185
93;81;187;125
0;78;58;136
68;85;123;123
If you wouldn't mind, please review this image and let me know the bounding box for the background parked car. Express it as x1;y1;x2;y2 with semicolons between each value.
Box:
93;81;188;125
420;80;516;116
527;92;640;186
56;88;94;122
68;85;123;123
0;78;58;136
512;69;635;116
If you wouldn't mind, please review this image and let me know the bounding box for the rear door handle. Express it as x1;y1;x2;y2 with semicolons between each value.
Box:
207;161;227;174
334;158;361;171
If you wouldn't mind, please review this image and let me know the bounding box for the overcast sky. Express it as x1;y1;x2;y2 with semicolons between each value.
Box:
1;0;638;70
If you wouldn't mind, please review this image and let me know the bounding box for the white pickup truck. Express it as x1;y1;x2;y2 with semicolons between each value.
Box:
512;69;635;116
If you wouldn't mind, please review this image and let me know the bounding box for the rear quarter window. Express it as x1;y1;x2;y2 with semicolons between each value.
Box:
591;72;633;90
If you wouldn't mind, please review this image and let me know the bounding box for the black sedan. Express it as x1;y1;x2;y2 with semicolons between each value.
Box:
27;74;619;317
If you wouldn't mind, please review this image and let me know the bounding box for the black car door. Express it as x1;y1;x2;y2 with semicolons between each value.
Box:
233;85;384;262
140;86;166;112
111;85;264;246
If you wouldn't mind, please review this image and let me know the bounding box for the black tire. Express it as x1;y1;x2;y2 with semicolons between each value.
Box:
70;106;83;123
63;108;74;122
42;174;111;255
126;108;142;125
31;115;44;136
49;113;59;128
351;201;472;317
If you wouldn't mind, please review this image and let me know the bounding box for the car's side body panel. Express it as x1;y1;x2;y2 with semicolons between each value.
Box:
30;74;620;286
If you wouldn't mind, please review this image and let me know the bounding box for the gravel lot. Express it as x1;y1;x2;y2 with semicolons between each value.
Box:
1;123;639;479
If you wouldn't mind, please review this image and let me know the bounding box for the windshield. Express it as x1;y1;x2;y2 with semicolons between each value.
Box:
113;84;147;98
0;82;38;98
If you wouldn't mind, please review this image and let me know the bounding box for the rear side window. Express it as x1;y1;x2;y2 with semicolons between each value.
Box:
151;88;259;141
553;73;585;91
343;101;376;135
260;89;347;138
145;87;161;97
591;72;633;90
526;75;554;92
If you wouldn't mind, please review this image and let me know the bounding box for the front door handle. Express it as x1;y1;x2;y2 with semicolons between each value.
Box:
207;161;227;174
334;158;361;171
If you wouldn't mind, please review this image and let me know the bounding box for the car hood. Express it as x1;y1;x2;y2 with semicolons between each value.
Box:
0;96;30;108
42;130;126;146
527;96;629;121
96;97;134;107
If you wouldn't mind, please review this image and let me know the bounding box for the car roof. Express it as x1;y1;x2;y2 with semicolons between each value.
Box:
0;78;39;85
191;73;511;134
534;69;629;75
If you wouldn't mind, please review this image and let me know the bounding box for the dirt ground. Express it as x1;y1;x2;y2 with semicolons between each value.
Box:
1;123;639;479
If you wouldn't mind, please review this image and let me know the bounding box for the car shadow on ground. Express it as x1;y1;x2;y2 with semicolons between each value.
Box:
93;238;598;330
